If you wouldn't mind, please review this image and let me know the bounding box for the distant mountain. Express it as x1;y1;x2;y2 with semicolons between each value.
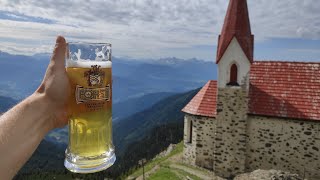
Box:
44;91;177;145
0;52;215;103
46;88;199;156
0;52;48;99
0;96;18;112
1;50;213;178
112;57;215;102
16;88;200;179
113;92;175;121
113;88;199;153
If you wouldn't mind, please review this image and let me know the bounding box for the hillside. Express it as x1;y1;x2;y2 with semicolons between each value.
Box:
0;52;48;99
15;88;201;179
0;95;17;112
126;143;304;180
113;92;174;121
113;89;199;153
126;142;222;180
16;139;65;174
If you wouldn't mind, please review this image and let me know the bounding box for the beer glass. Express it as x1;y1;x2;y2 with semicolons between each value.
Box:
64;42;115;173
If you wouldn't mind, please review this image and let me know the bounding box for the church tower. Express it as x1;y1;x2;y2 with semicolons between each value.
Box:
216;0;253;88
214;0;253;177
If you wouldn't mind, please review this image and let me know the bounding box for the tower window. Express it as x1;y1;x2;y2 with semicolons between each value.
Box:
227;63;239;86
189;120;193;143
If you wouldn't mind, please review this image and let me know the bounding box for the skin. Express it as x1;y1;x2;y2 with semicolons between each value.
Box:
0;36;70;179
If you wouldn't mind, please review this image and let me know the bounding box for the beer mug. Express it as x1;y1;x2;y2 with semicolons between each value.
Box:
64;42;116;173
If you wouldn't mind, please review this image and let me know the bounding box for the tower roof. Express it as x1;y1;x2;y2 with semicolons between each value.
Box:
216;0;254;64
182;80;217;118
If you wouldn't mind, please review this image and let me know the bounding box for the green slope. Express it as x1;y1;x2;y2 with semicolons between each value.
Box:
127;142;220;180
113;88;199;153
113;92;175;121
15;88;201;179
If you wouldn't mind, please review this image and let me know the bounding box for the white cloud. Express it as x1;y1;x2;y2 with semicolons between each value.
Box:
0;0;319;59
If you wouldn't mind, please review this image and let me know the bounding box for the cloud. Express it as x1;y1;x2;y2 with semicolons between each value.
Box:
0;0;319;60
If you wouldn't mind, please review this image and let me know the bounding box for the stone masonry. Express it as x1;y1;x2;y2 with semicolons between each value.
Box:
246;116;320;179
183;114;216;169
183;114;197;165
213;87;248;177
183;89;320;179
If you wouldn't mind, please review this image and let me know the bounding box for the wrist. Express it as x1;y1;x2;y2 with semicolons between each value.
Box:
30;92;56;134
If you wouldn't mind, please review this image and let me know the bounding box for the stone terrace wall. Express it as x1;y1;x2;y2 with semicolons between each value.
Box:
214;87;248;178
183;114;216;169
246;115;320;179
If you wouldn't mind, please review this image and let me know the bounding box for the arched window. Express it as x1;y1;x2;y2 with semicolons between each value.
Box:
228;63;239;86
189;120;193;143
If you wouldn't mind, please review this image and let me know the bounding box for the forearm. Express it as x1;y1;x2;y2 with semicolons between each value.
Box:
0;93;54;179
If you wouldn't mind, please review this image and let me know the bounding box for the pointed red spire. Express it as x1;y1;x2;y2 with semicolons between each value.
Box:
216;0;254;64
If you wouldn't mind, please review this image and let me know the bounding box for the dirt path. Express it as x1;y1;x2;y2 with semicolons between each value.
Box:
166;152;223;180
127;145;225;180
169;164;224;180
134;165;160;180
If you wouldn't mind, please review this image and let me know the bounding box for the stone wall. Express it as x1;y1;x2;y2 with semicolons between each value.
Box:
183;114;196;165
246;115;320;179
214;87;248;178
183;88;320;180
183;114;216;169
194;115;216;169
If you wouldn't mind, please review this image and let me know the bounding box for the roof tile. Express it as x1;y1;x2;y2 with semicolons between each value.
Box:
182;80;217;117
249;61;320;121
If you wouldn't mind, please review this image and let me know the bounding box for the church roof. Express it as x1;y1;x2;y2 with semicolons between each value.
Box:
249;61;320;121
182;61;320;121
216;0;254;64
182;80;217;118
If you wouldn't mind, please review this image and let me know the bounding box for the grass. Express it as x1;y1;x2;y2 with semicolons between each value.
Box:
130;142;184;178
167;142;183;158
172;168;203;180
127;141;217;180
147;164;203;180
130;155;167;177
176;162;212;173
148;167;180;180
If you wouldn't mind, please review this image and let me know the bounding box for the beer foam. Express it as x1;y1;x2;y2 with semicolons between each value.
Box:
66;59;112;68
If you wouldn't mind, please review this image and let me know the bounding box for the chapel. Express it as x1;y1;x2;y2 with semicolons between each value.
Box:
182;0;320;179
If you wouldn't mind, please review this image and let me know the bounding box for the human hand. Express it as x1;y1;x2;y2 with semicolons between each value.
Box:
36;36;70;129
0;36;72;179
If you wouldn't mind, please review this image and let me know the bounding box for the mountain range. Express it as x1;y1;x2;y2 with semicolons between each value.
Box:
16;88;199;179
0;50;216;179
0;51;216;102
0;95;17;112
113;91;175;121
113;89;199;153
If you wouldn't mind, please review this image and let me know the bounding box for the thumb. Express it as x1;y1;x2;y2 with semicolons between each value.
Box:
51;36;67;68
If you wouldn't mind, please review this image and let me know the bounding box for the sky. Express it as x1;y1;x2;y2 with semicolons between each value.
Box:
0;0;319;62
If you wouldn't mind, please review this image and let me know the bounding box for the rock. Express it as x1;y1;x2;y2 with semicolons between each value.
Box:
234;169;304;180
153;144;177;159
164;144;176;156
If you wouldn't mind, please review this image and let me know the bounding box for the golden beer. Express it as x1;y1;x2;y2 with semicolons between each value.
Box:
64;43;115;173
